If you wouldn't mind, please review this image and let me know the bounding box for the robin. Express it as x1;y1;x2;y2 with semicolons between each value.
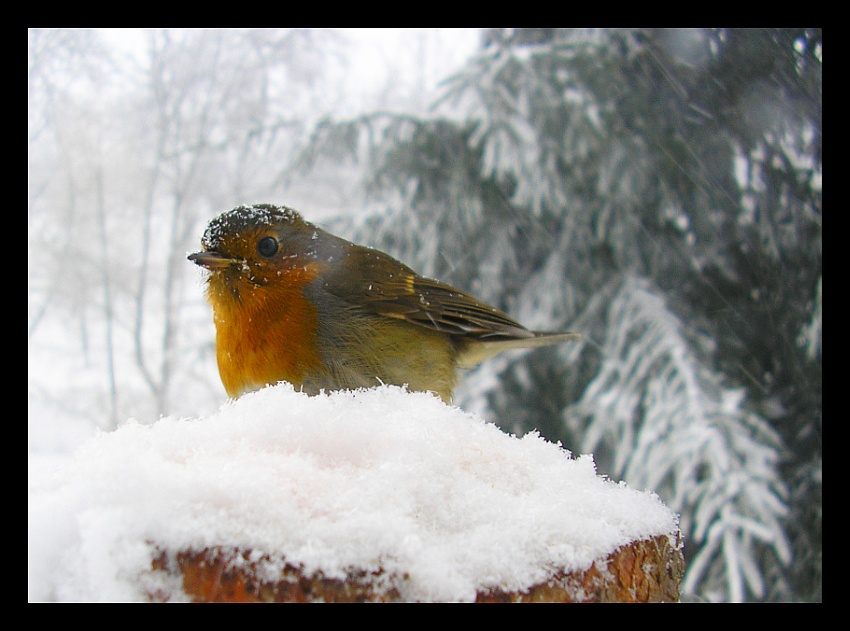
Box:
189;204;580;403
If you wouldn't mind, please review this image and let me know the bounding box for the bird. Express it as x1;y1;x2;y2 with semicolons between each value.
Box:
188;204;580;403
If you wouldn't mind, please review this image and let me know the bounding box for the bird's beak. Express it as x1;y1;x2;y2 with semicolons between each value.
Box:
188;251;240;270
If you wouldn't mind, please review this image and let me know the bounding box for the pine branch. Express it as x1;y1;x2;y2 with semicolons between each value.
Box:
565;276;790;601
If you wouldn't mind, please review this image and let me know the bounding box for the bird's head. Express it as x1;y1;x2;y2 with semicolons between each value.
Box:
188;204;339;300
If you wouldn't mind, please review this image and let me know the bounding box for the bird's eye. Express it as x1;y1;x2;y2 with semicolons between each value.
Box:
257;236;279;258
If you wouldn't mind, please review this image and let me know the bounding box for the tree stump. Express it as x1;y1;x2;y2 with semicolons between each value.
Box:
29;385;686;602
150;533;684;603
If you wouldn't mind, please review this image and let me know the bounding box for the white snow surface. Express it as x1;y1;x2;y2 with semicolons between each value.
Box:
28;384;678;602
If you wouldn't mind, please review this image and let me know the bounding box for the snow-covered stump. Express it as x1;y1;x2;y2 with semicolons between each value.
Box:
28;385;684;603
151;533;683;603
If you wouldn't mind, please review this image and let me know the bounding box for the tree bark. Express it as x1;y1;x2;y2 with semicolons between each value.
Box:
150;533;684;603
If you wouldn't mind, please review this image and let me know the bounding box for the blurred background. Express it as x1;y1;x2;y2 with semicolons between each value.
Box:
28;28;821;602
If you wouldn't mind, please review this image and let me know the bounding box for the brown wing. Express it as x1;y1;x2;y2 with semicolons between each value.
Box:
320;244;536;340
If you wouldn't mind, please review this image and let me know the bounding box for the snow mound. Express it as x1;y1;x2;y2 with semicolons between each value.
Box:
28;384;678;602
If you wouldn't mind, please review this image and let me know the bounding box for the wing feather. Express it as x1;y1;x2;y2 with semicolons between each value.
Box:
321;245;535;339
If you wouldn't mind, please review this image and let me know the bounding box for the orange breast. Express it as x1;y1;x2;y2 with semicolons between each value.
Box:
207;264;325;398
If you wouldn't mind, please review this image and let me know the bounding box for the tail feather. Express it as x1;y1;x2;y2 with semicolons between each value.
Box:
457;332;581;368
